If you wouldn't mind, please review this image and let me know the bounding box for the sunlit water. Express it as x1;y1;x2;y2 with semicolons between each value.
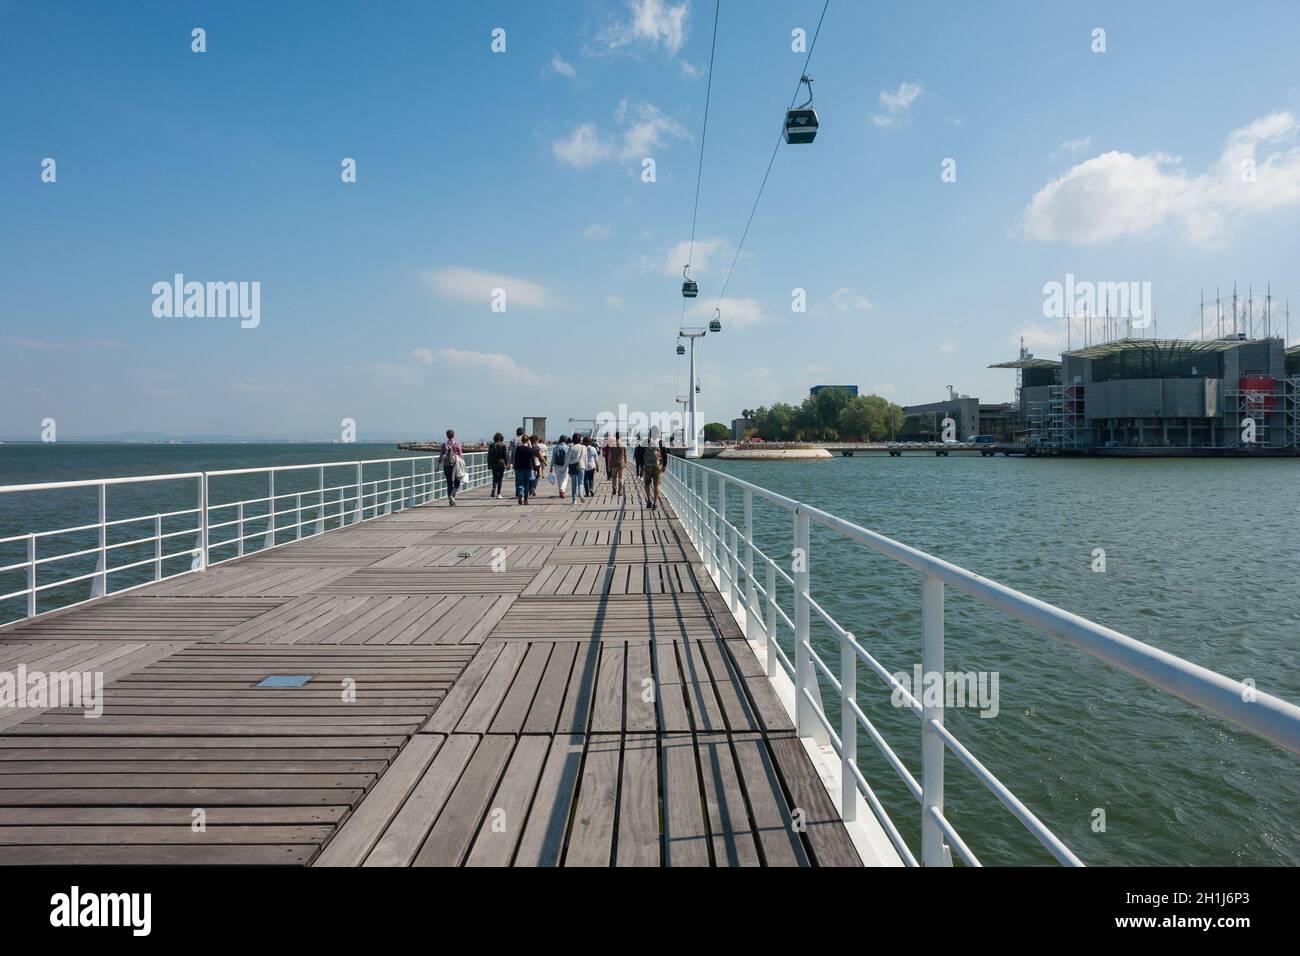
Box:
1;444;1296;865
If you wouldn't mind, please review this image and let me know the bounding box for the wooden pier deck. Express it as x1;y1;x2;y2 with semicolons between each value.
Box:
0;473;861;866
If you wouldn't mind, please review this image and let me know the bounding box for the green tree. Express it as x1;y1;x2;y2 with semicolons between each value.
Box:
703;422;730;442
754;402;798;440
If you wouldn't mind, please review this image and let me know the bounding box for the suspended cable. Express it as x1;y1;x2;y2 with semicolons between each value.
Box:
686;0;721;270
713;0;829;309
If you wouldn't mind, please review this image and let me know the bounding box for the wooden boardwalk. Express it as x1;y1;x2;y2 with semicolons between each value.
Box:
0;471;861;866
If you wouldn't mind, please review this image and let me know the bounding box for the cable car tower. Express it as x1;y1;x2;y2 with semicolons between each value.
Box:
677;326;709;458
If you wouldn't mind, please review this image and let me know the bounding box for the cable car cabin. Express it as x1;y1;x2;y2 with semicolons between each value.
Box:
676;343;685;355
682;280;698;298
784;108;819;144
708;318;722;332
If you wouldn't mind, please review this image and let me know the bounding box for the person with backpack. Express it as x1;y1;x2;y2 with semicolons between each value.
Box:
551;436;570;498
487;432;508;499
513;432;535;505
437;429;464;506
608;432;626;495
642;436;662;510
567;434;585;505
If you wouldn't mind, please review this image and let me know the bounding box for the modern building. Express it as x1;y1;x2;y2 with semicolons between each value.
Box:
992;337;1299;451
731;417;755;440
809;384;859;397
900;389;980;441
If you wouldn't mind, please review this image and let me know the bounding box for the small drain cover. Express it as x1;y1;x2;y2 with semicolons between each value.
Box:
257;675;311;688
456;548;474;558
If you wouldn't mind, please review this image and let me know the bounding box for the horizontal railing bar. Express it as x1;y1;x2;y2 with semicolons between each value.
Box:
926;805;981;867
846;697;923;800
0;472;204;494
926;716;1083;866
675;458;1300;757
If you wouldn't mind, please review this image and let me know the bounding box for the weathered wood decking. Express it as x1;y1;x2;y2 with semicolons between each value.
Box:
0;472;861;866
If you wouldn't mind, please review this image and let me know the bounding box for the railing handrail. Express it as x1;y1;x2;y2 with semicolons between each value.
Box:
661;453;1300;867
0;452;493;629
672;456;1300;756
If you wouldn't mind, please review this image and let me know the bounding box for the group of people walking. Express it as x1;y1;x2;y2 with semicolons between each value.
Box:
437;428;665;509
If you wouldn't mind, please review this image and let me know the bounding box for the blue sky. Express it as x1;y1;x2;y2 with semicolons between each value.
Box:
3;0;1299;440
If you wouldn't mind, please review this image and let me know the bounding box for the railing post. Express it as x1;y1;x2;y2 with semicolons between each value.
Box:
199;473;209;570
26;534;36;619
385;461;393;514
718;479;727;596
794;508;814;739
744;490;757;642
921;572;948;866
295;492;303;540
354;463;363;522
841;630;858;821
153;515;162;580
90;482;107;597
264;472;275;550
765;558;777;678
729;521;740;615
317;466;326;534
409;459;416;509
237;501;245;556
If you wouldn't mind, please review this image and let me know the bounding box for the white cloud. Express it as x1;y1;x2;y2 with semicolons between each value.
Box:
1052;136;1092;157
552;123;614;168
804;363;830;376
422;267;553;308
1010;321;1065;355
660;236;726;277
584;224;611;239
615;99;688;159
937;337;957;354
599;0;690;57
411;347;544;386
873;81;923;127
1020;112;1300;246
550;53;576;78
689;296;764;328
869;383;897;396
606;295;625;310
679;60;703;80
552;100;687;168
830;288;874;313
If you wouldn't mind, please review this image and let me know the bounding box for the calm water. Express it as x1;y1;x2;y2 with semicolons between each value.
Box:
705;454;1300;867
1;443;1296;866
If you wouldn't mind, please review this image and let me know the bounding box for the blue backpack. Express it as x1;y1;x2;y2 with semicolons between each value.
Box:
553;444;567;468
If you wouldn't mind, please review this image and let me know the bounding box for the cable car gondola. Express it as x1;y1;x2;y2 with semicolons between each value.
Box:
681;264;698;298
676;342;685;355
708;309;722;333
784;74;818;145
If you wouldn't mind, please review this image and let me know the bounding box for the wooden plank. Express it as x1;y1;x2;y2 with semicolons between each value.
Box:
421;643;504;734
521;642;577;734
766;733;862;867
588;643;625;733
624;642;657;733
487;643;552;734
364;734;478;866
695;733;760;867
730;732;807;867
313;735;444;867
564;734;619;867
661;733;710;867
463;735;549;867
454;642;528;733
514;734;584;866
616;734;658;867
413;735;514;866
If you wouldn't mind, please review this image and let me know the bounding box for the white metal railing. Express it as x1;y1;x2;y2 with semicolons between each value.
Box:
662;454;1300;867
0;453;491;627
